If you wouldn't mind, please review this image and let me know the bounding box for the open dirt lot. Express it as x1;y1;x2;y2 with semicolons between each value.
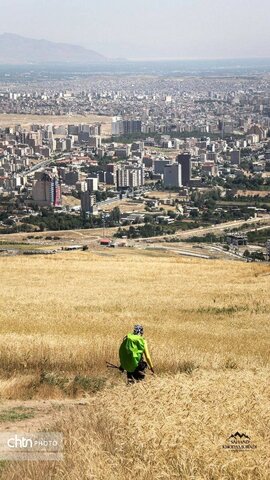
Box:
101;199;146;214
236;189;270;197
0;114;112;135
144;190;180;200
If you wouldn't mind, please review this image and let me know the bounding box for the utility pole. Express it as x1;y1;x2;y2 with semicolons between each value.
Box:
266;240;270;262
102;211;106;238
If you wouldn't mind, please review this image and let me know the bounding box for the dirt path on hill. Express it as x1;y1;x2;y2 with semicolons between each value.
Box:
0;399;90;432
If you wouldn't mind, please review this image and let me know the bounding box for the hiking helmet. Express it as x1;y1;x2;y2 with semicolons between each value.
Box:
133;324;144;335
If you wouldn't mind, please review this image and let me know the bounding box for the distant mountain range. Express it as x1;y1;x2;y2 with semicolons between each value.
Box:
0;33;107;64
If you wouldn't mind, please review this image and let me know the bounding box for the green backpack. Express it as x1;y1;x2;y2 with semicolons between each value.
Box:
119;333;145;373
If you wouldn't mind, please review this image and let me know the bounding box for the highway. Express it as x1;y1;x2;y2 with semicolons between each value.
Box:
97;196;121;208
144;246;211;259
27;158;53;175
25;154;66;175
137;216;270;242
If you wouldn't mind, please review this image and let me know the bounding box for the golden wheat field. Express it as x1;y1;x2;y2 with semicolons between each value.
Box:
0;249;270;479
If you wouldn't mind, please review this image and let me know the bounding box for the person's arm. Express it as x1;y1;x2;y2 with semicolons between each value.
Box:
144;340;154;372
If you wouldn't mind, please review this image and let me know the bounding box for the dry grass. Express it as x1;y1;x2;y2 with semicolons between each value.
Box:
0;226;119;244
3;370;270;479
0;250;269;389
61;195;81;207
101;199;146;213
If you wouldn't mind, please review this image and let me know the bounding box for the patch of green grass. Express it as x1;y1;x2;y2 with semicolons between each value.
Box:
224;358;238;370
40;372;69;390
197;304;268;315
39;372;106;395
0;243;39;251
197;305;248;315
0;407;35;423
73;376;106;393
177;360;198;375
0;460;7;475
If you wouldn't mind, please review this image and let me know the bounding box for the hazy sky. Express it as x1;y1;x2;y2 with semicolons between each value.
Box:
0;0;269;59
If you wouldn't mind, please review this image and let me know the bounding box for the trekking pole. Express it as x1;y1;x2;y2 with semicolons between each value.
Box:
106;361;122;370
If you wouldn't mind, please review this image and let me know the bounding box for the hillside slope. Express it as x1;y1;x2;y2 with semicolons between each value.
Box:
0;250;269;382
0;250;269;479
0;33;106;64
3;370;270;479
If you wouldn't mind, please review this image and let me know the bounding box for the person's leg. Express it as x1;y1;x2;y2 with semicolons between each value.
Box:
126;360;148;383
133;360;148;381
127;371;135;384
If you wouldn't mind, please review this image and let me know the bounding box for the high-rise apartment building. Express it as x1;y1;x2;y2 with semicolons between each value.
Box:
106;163;118;186
32;172;61;207
81;192;97;214
176;153;192;186
65;169;80;186
117;164;145;189
164;163;182;188
123;120;142;135
112;117;123;136
86;176;99;192
154;158;173;175
112;117;142;136
230;150;241;166
117;168;129;189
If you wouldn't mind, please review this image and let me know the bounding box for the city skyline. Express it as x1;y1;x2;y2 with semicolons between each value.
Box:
0;0;269;60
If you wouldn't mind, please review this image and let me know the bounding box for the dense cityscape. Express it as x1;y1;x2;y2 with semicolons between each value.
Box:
0;70;270;260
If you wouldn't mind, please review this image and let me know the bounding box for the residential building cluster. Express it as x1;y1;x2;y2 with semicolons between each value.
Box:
0;71;270;229
1;73;270;136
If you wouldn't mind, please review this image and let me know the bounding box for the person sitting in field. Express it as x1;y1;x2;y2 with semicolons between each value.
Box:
119;324;154;383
